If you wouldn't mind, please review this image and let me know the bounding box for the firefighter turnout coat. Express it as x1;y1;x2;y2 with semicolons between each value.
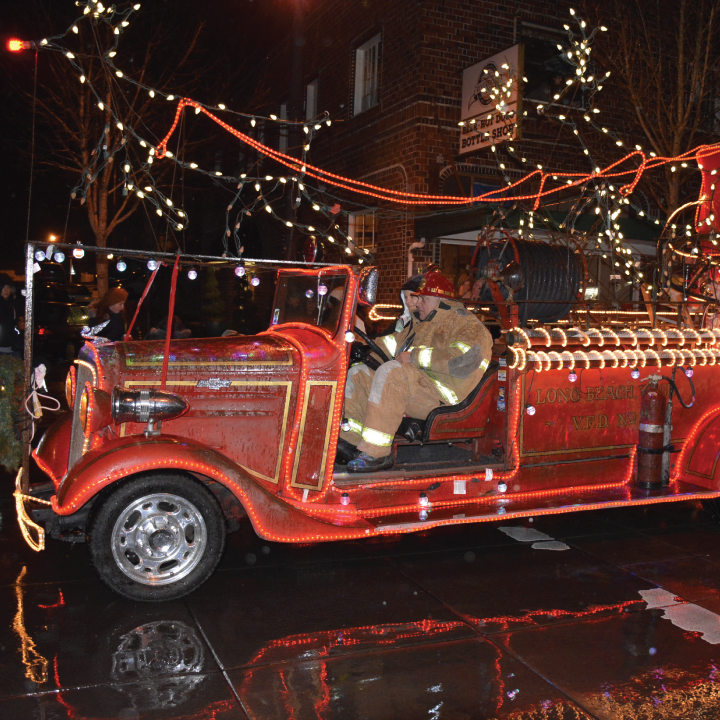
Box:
341;301;493;458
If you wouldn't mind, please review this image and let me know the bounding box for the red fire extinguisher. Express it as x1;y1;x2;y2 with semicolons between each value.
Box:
637;375;666;490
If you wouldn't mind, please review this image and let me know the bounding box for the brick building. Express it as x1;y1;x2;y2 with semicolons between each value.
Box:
253;0;653;303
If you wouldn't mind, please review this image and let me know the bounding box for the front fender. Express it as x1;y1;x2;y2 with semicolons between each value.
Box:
53;435;371;543
34;412;73;487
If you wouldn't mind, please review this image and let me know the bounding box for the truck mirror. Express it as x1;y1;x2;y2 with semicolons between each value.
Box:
357;267;378;307
303;237;323;263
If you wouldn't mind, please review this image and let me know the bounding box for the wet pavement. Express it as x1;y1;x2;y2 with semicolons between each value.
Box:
3;477;720;718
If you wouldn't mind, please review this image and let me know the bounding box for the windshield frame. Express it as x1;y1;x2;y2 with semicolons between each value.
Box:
270;269;351;338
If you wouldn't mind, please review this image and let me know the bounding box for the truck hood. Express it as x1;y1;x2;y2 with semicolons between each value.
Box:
118;334;296;372
87;334;299;396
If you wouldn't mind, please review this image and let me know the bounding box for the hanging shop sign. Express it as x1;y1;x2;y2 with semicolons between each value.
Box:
460;44;524;155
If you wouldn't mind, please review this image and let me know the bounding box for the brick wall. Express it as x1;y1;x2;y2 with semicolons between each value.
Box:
257;0;629;302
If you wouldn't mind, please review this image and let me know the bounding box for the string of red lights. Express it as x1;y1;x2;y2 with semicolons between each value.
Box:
156;98;720;211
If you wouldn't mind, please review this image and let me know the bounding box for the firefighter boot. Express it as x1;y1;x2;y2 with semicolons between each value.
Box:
347;451;394;473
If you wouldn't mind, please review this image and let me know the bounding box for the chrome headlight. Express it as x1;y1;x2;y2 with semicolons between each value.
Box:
80;382;112;437
111;387;189;425
79;383;90;431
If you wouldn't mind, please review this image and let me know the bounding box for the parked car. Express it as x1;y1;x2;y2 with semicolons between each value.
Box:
33;283;90;362
38;261;67;284
65;283;94;304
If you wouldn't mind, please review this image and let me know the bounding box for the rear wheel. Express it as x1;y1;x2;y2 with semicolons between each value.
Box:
89;473;225;601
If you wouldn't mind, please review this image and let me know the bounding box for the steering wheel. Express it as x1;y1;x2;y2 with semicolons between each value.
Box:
350;342;381;371
354;327;391;364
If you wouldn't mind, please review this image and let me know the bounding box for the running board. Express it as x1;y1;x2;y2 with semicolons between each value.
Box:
364;481;719;534
334;461;504;487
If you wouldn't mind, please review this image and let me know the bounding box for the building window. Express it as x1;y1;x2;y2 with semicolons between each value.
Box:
353;33;381;115
348;211;376;250
279;103;288;152
518;21;589;110
440;171;502;200
305;78;318;121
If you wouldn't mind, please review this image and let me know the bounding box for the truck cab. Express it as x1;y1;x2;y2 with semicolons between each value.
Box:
19;261;720;601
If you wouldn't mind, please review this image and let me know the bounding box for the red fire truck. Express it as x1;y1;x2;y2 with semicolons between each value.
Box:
16;245;720;601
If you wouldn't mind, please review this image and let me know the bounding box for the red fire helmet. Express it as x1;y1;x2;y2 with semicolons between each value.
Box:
414;272;456;299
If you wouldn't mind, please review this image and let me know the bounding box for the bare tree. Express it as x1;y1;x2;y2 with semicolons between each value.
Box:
583;0;720;215
15;1;245;295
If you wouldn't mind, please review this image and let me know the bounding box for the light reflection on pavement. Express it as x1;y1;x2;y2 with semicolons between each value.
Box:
2;478;720;719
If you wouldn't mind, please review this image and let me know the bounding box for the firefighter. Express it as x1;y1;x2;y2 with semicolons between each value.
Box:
336;274;423;464
338;272;493;472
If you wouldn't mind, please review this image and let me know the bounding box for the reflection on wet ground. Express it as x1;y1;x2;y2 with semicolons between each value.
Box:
2;478;720;718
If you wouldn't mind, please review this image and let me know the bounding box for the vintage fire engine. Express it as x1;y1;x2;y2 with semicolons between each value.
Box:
15;244;720;601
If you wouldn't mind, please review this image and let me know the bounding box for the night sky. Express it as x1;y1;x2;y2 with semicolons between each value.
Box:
0;0;288;271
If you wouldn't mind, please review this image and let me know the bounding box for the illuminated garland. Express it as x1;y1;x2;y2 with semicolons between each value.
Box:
155;97;720;212
15;1;720;293
461;9;719;291
507;326;720;371
17;0;373;263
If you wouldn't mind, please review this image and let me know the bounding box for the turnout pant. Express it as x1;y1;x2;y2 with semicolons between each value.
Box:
340;360;445;458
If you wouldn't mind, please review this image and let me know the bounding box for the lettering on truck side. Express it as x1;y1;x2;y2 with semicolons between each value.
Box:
535;385;636;404
570;413;638;431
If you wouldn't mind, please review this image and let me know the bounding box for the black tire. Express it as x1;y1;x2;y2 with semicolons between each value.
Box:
88;472;226;602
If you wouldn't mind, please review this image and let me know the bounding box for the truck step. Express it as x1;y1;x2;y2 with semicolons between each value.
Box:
364;480;719;533
334;458;502;486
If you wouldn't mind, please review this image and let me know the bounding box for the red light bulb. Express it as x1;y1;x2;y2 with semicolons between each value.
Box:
7;38;31;52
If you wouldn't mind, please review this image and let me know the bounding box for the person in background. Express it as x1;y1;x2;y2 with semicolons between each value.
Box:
146;315;193;341
0;275;17;356
93;287;128;342
456;273;473;300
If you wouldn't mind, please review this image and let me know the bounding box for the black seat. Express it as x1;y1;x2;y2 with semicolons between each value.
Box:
397;417;425;443
396;360;499;442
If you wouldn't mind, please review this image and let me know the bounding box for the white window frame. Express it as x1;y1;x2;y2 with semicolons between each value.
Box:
353;33;381;116
305;78;318;121
348;211;377;250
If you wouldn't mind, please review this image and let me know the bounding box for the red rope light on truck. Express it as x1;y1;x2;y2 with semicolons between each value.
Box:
47;442;713;543
124;265;160;341
325;271;356;491
52;457;372;543
31;449;60;488
264;267;355;501
359;475;634;518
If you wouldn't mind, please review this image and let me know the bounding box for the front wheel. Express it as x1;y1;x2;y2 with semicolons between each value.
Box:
89;473;226;601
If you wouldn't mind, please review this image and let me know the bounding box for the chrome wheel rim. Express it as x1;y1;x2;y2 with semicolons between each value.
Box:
111;493;207;586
